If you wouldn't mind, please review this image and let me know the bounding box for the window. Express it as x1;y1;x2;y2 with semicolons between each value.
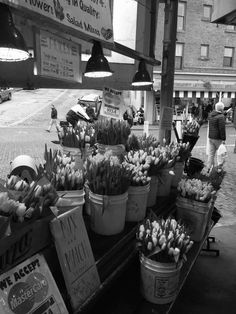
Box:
200;44;209;59
203;5;212;20
175;43;184;69
223;47;234;67
177;2;186;31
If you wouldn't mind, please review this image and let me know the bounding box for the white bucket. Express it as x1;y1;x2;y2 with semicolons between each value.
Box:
176;196;210;242
56;189;85;213
140;254;182;304
61;146;83;170
126;183;150;222
10;155;37;183
156;168;174;197
89;190;128;235
147;176;158;207
171;162;185;188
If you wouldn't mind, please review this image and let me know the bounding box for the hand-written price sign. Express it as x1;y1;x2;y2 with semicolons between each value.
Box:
50;207;100;310
0;253;68;314
37;29;82;82
101;87;125;119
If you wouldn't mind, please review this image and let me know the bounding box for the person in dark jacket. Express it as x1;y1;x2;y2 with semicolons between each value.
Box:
46;104;59;132
207;101;226;169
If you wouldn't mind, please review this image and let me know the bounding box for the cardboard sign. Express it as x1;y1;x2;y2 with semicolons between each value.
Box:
4;0;113;43
101;87;125;119
0;253;68;314
50;207;100;310
36;30;82;82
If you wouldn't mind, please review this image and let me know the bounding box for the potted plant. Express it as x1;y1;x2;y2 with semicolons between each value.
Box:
39;145;85;211
124;149;151;221
136;216;193;304
182;118;201;151
85;152;132;235
176;178;216;241
58;124;96;169
93;119;131;158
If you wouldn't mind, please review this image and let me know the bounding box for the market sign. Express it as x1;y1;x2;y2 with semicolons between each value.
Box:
101;86;126;119
50;207;100;310
0;253;69;314
36;29;82;82
2;0;113;43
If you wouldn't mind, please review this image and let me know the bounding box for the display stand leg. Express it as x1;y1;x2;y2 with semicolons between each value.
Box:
201;236;220;256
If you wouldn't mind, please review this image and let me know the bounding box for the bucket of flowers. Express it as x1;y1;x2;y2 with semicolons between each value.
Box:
176;178;216;241
85;152;132;235
123;149;151;221
182;118;200;151
58;123;96;169
39;145;85;212
136;216;193;304
93;119;131;159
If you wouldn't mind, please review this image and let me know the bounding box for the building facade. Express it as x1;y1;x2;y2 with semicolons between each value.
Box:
152;0;236;121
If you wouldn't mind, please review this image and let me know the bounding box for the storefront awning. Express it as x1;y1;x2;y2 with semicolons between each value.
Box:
173;91;236;98
211;0;236;25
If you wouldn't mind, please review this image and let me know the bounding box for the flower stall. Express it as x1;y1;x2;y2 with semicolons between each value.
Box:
0;122;225;314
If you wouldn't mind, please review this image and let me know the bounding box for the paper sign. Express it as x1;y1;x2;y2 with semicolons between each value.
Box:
36;30;82;82
0;253;68;314
101;87;125;119
4;0;113;43
50;207;100;310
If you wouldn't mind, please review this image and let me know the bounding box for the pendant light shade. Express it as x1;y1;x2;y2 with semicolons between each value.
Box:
0;4;29;62
84;41;113;78
132;59;153;86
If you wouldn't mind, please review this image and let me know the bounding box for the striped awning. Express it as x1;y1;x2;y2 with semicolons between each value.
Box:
173;91;236;98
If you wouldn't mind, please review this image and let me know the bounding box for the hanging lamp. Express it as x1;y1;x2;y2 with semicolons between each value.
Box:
84;41;113;78
132;59;153;86
0;3;29;62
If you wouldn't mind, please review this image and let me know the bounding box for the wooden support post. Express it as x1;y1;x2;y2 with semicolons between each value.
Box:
158;0;178;144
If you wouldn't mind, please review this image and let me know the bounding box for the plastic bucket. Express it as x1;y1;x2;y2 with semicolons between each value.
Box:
147;176;158;207
97;144;125;159
89;190;128;235
185;157;204;176
61;146;83;170
84;182;91;215
140;254;182;304
10;155;37;183
56;189;85;213
176;196;210;242
126;183;150;222
156;168;174;197
171;162;185;188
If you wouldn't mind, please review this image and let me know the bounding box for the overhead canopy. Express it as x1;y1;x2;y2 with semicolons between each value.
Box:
211;0;236;25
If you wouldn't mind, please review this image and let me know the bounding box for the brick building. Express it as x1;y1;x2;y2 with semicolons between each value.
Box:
152;0;236;120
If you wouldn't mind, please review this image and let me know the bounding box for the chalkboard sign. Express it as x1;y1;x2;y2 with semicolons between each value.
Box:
50;207;100;310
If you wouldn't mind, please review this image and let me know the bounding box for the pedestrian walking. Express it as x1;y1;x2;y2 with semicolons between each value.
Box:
207;101;226;170
46;104;59;132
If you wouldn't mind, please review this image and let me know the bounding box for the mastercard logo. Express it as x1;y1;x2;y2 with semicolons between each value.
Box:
8;272;49;314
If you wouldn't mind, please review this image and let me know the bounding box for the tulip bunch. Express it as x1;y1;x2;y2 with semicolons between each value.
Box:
176;142;191;162
85;152;132;195
58;124;96;151
177;178;216;202
124;150;151;186
182;119;200;136
41;146;84;191
136;217;194;265
94;119;131;145
5;175;30;192
146;141;179;176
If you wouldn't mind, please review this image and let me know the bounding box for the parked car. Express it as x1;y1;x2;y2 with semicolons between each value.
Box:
0;88;12;103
